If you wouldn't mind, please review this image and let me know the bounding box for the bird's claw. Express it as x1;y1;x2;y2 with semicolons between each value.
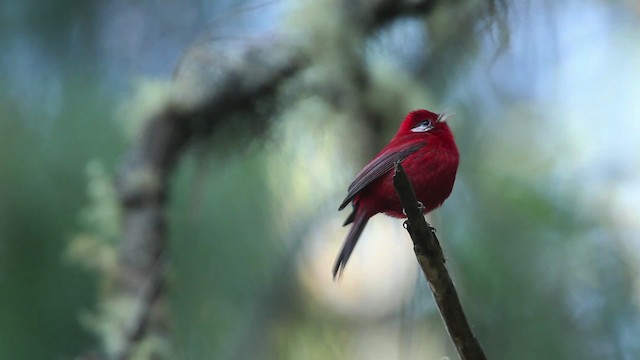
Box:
402;201;425;216
404;220;436;234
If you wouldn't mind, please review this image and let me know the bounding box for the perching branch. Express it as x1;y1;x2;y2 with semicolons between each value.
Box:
392;162;486;360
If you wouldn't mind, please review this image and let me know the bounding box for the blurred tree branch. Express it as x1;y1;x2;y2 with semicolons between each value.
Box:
393;162;486;360
95;0;443;359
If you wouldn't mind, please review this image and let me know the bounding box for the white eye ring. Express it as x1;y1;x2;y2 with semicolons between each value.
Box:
411;121;433;133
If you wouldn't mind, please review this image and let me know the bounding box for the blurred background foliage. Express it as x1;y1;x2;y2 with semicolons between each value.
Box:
1;0;640;359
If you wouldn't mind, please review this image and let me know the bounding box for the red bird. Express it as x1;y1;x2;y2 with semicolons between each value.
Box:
334;109;459;278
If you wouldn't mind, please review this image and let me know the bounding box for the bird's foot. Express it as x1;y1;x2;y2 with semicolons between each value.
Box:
402;201;425;216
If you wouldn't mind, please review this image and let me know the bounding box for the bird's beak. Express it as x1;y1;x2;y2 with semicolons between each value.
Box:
437;112;455;123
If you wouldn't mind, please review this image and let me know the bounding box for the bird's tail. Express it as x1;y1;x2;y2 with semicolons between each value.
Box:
333;210;369;279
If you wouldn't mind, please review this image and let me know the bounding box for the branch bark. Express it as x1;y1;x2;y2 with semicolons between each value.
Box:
392;161;486;360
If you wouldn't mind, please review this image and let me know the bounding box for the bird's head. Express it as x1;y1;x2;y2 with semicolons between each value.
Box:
397;109;453;138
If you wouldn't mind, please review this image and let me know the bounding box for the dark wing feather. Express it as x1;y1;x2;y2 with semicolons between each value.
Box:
338;141;426;210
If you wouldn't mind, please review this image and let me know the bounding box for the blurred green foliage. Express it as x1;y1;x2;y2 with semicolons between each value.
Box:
0;80;124;358
1;0;640;359
169;149;282;358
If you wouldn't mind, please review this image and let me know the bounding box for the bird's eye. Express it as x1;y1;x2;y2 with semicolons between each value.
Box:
410;120;434;133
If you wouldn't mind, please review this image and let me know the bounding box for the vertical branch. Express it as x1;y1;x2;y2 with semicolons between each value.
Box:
111;110;191;360
392;162;486;360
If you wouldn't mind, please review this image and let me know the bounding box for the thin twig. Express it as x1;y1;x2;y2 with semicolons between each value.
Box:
392;161;486;360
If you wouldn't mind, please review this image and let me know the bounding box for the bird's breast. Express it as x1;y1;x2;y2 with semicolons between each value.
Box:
359;147;458;218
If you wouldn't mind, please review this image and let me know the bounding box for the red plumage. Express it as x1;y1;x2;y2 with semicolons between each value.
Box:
334;109;459;278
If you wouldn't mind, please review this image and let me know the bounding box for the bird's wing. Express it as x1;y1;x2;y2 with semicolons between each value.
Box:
338;140;426;210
